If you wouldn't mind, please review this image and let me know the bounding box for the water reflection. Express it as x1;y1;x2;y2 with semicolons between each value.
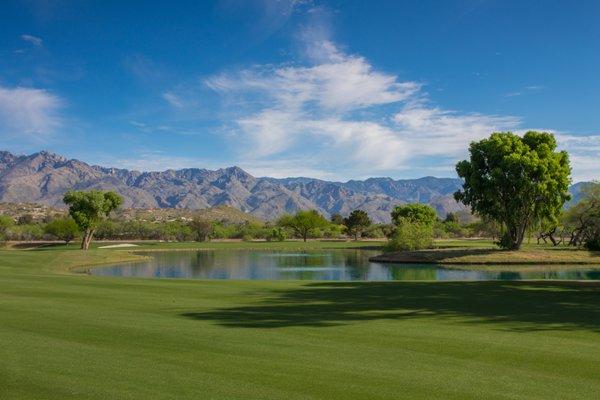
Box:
90;250;600;282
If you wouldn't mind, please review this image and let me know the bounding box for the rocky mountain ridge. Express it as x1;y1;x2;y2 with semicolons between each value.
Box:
0;150;525;222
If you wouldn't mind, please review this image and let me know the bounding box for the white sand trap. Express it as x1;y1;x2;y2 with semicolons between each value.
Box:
98;243;140;249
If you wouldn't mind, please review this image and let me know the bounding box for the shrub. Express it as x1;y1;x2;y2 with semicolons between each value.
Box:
0;215;14;240
266;227;286;242
44;217;79;244
391;204;438;226
585;237;600;251
386;219;434;251
189;217;213;242
4;224;45;241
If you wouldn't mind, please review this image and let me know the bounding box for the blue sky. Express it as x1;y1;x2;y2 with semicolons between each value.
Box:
0;0;598;181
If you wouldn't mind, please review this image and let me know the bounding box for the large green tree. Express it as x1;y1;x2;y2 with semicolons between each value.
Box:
343;210;372;240
455;131;571;250
278;210;328;242
63;190;123;250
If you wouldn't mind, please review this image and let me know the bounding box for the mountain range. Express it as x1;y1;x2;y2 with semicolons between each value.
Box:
0;150;584;223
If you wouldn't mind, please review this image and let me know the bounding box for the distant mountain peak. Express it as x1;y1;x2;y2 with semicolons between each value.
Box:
0;150;586;222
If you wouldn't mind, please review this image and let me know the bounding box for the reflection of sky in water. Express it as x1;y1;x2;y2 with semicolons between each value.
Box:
90;250;600;282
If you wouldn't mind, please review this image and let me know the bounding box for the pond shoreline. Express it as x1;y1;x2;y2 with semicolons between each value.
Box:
370;247;600;265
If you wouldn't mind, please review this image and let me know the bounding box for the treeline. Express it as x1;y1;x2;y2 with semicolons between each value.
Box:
3;131;595;252
0;206;497;243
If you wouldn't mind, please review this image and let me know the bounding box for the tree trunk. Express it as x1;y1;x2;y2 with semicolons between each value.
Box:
80;230;88;250
504;223;525;250
81;229;94;250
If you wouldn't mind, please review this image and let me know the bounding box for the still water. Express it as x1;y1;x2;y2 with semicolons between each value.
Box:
89;249;600;281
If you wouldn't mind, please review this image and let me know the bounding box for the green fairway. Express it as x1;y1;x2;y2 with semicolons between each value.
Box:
1;244;599;399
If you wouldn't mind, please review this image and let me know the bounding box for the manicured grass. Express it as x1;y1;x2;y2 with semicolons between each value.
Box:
1;244;599;399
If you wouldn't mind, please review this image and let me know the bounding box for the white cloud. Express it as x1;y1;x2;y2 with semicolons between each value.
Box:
206;41;525;178
392;106;520;156
162;91;185;108
556;134;600;182
207;45;419;112
0;86;63;139
504;85;544;98
21;34;43;46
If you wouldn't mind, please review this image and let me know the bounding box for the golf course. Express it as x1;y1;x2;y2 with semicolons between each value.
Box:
1;241;599;399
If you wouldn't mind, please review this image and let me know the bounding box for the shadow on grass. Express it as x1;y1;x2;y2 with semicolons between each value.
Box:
182;281;600;331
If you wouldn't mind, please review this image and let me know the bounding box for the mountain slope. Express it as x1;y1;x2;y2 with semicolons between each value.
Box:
6;150;582;223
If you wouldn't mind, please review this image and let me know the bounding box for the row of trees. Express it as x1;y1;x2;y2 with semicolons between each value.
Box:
278;209;373;242
0;193;386;249
3;130;597;252
267;131;597;252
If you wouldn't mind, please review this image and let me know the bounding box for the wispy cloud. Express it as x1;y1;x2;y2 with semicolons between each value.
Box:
555;133;600;182
0;86;63;140
206;39;521;179
162;91;185;108
505;85;544;97
123;54;169;82
21;34;43;46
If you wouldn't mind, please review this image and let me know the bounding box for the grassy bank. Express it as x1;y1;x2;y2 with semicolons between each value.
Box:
372;240;600;265
1;244;599;399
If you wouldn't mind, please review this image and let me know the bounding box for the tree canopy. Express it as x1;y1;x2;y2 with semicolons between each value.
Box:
63;190;123;250
44;217;79;244
189;216;213;242
278;210;328;242
391;203;437;226
330;213;344;225
455;131;571;250
343;210;372;240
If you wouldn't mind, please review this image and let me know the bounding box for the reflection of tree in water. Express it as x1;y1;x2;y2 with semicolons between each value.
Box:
585;270;600;280
273;252;332;268
387;265;438;281
92;251;600;282
342;251;371;280
496;271;522;280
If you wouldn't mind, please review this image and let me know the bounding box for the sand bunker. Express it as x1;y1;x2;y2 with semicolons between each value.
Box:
98;243;140;249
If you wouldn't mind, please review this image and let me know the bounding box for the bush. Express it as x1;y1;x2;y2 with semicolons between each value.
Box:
362;224;389;238
266;227;286;242
0;215;14;241
322;224;345;239
4;224;45;241
391;204;438;226
44;217;79;244
189;217;213;242
585;237;600;251
386;219;434;251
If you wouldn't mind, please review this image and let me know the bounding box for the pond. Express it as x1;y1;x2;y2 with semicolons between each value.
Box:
89;249;600;281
